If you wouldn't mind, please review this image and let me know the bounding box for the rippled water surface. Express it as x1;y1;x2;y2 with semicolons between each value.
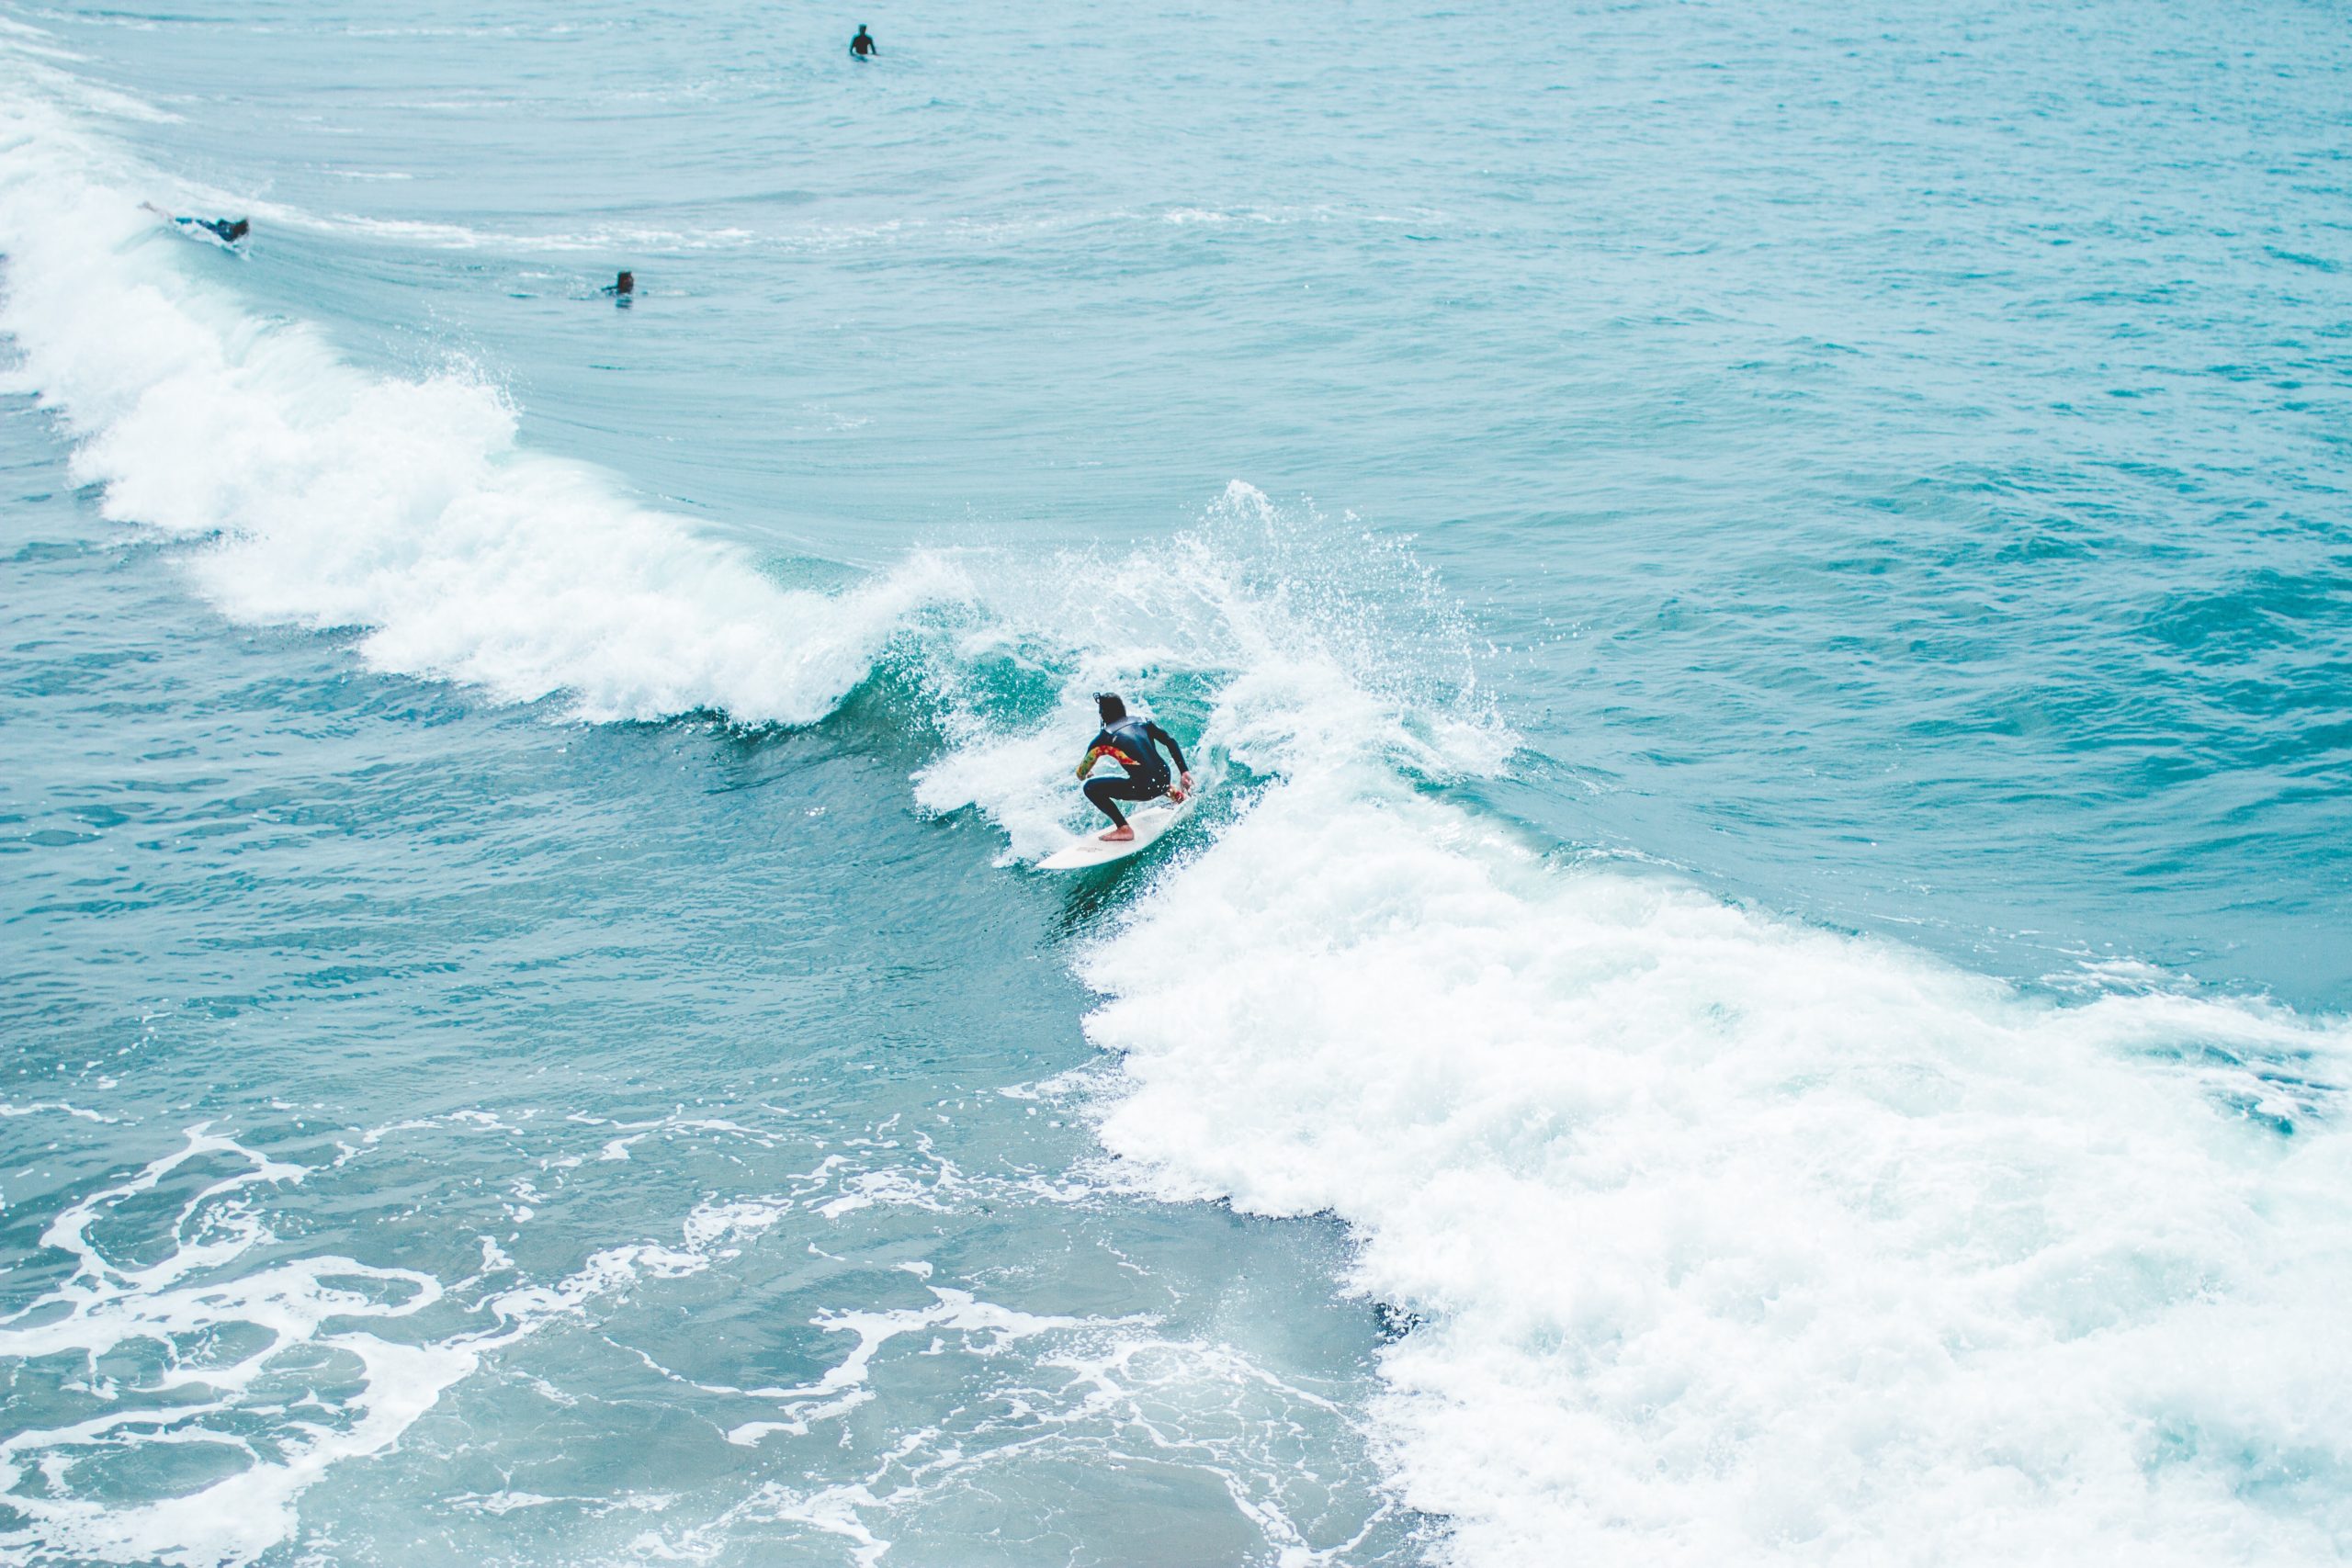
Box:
4;1;2349;1563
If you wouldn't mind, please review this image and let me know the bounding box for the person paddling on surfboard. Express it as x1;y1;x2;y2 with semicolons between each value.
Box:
1076;693;1193;842
141;204;248;244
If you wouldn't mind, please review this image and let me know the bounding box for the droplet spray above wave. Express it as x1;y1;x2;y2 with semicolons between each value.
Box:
910;482;1515;861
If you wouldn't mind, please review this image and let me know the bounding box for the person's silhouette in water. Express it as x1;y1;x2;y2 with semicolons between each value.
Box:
850;25;877;58
142;203;248;243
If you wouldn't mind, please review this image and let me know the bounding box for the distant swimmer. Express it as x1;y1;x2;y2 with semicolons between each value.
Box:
602;269;636;299
1075;693;1192;842
142;203;248;243
849;24;877;59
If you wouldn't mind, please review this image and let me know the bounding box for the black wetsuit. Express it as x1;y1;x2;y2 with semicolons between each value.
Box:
850;30;876;57
1080;716;1188;829
178;217;247;243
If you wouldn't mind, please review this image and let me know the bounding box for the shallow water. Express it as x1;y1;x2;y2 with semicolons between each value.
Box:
3;1;2350;1563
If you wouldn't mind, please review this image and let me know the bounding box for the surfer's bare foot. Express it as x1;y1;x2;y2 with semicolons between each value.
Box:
1101;826;1136;842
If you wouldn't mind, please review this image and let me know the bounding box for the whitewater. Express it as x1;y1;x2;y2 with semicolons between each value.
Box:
4;2;2350;1564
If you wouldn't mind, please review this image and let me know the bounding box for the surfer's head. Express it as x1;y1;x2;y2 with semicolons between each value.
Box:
1095;693;1126;723
225;219;250;241
615;270;635;293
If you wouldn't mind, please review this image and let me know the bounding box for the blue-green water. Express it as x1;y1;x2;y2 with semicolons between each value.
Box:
3;2;2349;1563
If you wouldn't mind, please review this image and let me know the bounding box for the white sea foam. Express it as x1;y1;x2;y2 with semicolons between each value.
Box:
891;477;2352;1560
650;1295;1382;1564
0;1127;468;1568
0;1123;947;1567
0;56;965;728
229;200;762;254
8;28;2352;1568
1076;760;2352;1565
893;477;2352;1560
0;1100;117;1123
722;1287;1108;1446
910;481;1510;862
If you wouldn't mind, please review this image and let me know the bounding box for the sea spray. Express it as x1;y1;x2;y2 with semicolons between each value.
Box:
1077;765;2352;1564
0;63;967;728
7;21;2352;1567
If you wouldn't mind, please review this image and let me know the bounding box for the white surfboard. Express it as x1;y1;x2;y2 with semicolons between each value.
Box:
1037;796;1194;871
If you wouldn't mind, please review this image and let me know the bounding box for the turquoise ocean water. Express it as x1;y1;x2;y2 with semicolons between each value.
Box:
3;1;2350;1562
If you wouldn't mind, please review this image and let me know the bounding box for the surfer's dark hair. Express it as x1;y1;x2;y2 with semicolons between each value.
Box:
1095;693;1125;722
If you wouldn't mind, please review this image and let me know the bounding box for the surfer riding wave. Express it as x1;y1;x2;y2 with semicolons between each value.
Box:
1077;693;1192;841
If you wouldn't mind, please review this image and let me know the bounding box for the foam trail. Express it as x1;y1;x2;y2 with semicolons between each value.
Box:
0;1127;467;1567
0;1130;934;1567
1076;751;2352;1565
887;478;2352;1555
11;25;2352;1568
0;45;963;728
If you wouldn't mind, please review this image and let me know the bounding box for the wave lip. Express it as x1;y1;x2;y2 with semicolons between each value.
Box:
0;57;968;730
